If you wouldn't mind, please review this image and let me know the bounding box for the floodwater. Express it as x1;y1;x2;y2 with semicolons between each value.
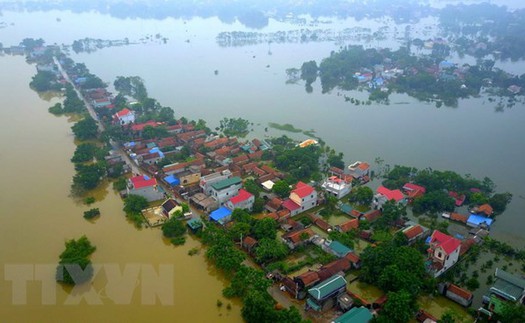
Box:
0;55;242;321
0;8;525;321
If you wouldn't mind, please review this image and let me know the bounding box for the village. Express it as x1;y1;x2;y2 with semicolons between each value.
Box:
19;40;523;323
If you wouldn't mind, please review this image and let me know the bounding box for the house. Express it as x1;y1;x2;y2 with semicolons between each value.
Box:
225;189;255;211
210;176;242;205
480;268;525;318
336;219;359;233
348;161;370;179
373;186;405;209
298;139;318;148
190;192;218;212
472;204;494;217
359;209;382;222
427;230;461;277
332;306;372;323
114;108;135;125
326;241;352;258
442;212;469;224
403;183;426;200
163;174;180;187
293;271;321;299
283;181;317;216
209;207;232;225
402;225;425;244
92;98;112;108
345;252;361;269
265;197;283;213
127;175;164;202
242;236;258;253
449;191;466;206
282;228;315;249
467;214;493;229
186;218;203;233
199;170;231;195
161;199;182;218
306;275;348;312
322;176;352;199
439;283;473;307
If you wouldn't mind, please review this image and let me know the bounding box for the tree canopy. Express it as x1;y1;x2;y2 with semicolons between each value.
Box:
55;235;96;285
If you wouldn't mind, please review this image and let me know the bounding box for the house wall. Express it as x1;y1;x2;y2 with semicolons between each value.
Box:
119;114;135;125
226;196;255;211
200;173;229;195
128;186;164;202
180;173;200;186
290;192;318;212
211;184;242;205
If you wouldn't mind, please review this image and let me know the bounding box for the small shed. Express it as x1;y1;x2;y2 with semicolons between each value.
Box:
164;175;180;186
209;207;232;225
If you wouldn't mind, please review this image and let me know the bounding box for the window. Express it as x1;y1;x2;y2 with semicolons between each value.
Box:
437;252;442;258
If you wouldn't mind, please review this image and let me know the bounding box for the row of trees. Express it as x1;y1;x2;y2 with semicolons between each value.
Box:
200;221;304;323
56;236;96;285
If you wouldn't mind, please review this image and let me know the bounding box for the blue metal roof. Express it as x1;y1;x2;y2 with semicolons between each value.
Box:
209;207;232;222
164;175;180;186
467;214;493;227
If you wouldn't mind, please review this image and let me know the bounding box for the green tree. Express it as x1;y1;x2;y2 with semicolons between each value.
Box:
229;222;251;241
498;301;525;323
252;218;277;240
252;197;265;213
254;238;288;264
55;235;96;285
378;290;416;323
351;186;374;205
243;179;261;198
489;192;512;215
71;143;98;163
72;163;106;192
48;103;64;115
72;117;98;141
162;217;186;239
241;290;277;323
123;194;149;214
223;265;270;298
272;180;291;198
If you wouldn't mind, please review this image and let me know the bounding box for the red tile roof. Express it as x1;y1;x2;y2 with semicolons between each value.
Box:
345;252;360;264
292;181;315;198
296;271;320;287
450;212;468;223
131;120;160;132
338;219;359;232
357;162;370;170
229;189;253;205
115;108;132;118
477;204;493;216
314;218;332;232
403;183;426;193
403;225;424;240
283;228;314;244
130;175;157;189
242;236;258;248
362;209;382;222
376;186;405;202
282;199;301;211
430;230;461;254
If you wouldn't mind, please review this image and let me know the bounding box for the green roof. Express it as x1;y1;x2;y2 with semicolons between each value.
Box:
332;307;372;323
329;241;352;257
187;218;203;230
491;268;525;301
211;176;242;191
308;275;347;301
306;298;321;311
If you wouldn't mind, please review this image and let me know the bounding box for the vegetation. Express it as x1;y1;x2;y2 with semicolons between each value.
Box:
162;217;187;245
272;180;291;198
55;236;96;285
72;163;106;194
123;194;148;227
254;238;288;264
350;186;374;205
72;116;98;141
30;70;61;92
219;117;250;137
48;103;64;115
83;208;100;219
274;145;321;181
71;143;99;163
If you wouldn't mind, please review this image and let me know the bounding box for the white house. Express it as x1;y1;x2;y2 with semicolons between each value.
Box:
200;170;231;195
427;230;461;277
373;185;405;209
127;175;164;202
321;176;351;199
348;161;370;179
210;176;242;205
114;108;135;125
282;181;317;216
225;189;255;211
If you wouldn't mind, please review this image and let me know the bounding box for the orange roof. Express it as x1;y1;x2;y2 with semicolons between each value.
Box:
338;219;359;232
242;236;258;248
450;212;468;223
345;252;360;264
357;162;370;170
403;225;424;240
283;228;314;244
447;284;473;300
478;204;493;215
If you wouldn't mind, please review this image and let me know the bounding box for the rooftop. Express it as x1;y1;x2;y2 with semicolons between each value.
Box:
429;230;461;254
292;181;315;198
211;176;242;191
376;186;404;202
130;175;157;189
229;189;253;205
308;274;347;301
332;306;372;323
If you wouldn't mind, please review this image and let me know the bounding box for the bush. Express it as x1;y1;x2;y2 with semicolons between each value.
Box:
83;208;100;219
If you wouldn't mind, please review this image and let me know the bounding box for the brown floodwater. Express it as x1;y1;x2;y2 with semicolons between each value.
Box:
0;55;242;322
